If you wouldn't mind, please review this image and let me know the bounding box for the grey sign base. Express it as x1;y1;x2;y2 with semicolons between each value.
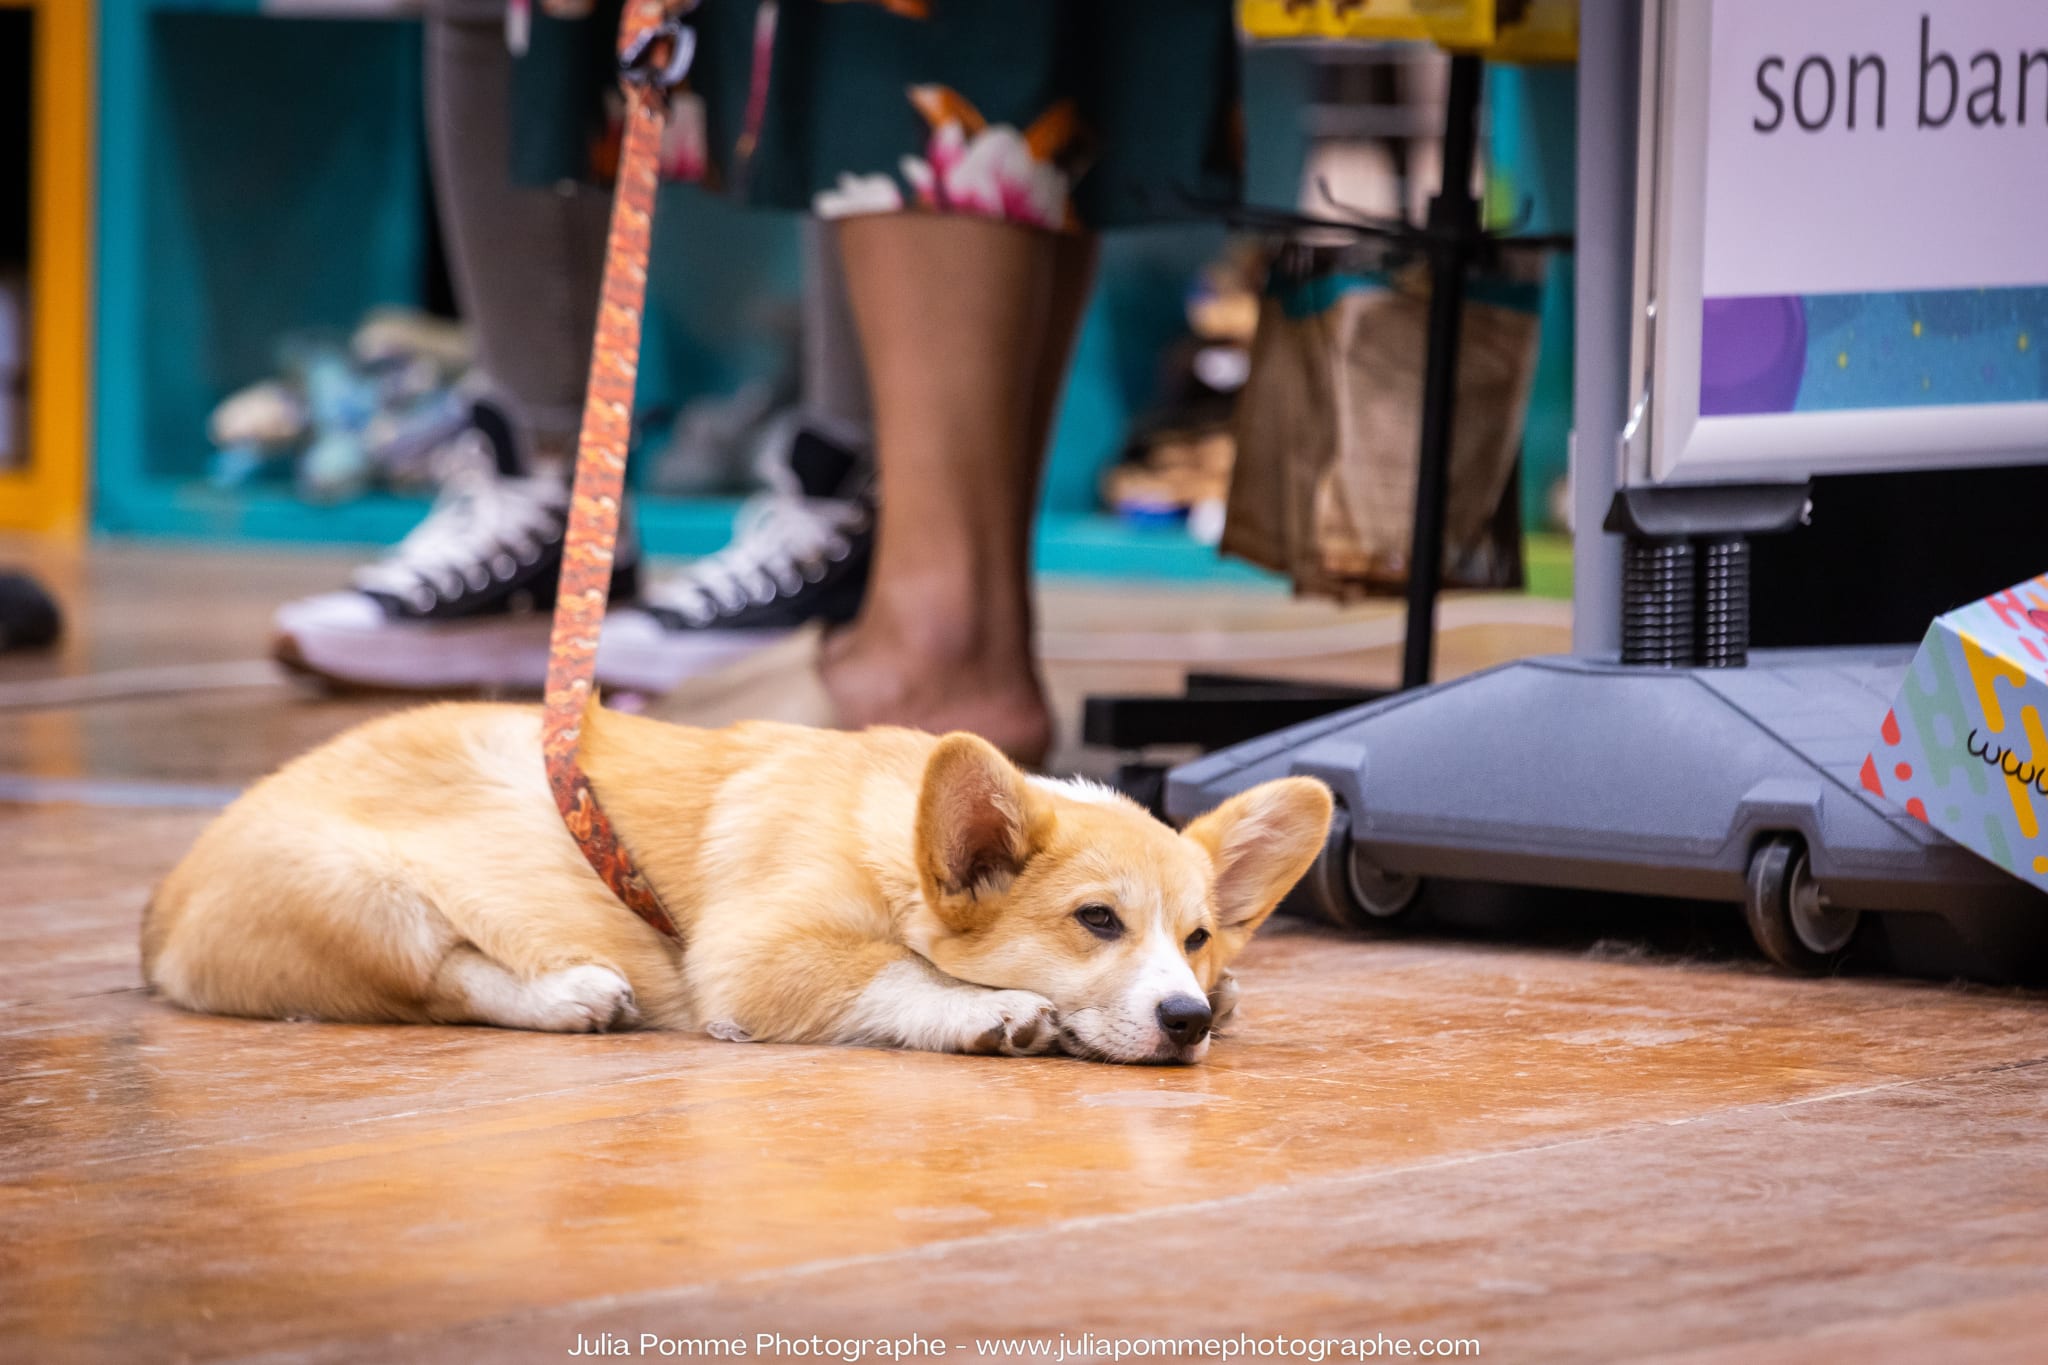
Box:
1166;648;2046;974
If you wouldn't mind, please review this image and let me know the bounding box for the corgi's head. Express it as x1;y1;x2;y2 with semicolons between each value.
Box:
907;733;1334;1064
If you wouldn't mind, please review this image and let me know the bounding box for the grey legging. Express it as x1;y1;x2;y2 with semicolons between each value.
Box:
424;1;870;463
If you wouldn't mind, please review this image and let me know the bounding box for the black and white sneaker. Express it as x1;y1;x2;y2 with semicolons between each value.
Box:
596;426;872;694
271;402;639;692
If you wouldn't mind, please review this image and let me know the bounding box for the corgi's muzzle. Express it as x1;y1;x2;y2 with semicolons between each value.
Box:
1057;991;1215;1065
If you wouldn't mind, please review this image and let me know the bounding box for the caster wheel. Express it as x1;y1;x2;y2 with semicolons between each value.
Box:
1297;804;1423;930
1744;835;1859;973
1347;846;1423;921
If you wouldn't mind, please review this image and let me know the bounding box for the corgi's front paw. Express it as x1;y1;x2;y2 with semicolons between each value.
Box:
533;964;639;1033
963;990;1059;1057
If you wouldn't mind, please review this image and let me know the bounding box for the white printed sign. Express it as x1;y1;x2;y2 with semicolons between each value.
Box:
1703;0;2048;299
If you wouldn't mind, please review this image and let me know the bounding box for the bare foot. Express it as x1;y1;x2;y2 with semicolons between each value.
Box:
819;619;1054;767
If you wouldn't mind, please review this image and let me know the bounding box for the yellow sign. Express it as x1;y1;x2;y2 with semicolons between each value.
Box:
0;0;93;534
1241;0;1577;63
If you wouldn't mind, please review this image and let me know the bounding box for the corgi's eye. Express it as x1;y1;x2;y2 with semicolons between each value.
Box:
1074;904;1123;939
1184;927;1211;953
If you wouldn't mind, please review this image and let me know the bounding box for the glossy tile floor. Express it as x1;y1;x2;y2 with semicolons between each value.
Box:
5;538;2048;1364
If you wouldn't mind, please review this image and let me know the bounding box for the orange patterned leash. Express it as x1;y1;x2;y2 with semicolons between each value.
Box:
542;0;694;942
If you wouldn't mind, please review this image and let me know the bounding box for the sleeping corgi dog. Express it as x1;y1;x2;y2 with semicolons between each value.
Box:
142;703;1333;1064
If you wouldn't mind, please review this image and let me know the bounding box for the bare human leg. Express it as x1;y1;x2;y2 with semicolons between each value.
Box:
823;214;1099;766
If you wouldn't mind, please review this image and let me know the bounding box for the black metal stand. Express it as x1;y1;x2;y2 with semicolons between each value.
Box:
1083;674;1382;752
1400;53;1484;692
1083;55;1501;769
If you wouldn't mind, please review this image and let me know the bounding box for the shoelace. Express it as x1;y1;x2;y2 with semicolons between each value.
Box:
353;460;567;609
644;493;864;625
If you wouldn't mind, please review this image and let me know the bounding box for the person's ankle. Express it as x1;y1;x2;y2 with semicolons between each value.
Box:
819;615;1052;764
849;593;1032;678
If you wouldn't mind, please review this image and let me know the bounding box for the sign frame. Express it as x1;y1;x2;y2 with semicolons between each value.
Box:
1628;0;2048;487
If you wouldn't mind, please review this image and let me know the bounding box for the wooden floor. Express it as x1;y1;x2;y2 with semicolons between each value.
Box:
6;537;2048;1364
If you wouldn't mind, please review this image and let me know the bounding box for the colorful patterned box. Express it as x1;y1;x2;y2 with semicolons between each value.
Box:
1865;575;2048;890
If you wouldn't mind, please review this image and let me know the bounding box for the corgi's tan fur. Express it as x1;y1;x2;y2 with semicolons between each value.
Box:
143;703;1331;1064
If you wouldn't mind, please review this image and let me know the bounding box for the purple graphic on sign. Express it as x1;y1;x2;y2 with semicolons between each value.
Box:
1700;295;1807;415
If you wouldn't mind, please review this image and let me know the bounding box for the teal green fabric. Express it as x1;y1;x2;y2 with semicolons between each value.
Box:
513;0;1242;230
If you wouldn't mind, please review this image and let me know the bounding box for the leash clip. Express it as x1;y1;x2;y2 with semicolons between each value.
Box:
621;19;696;92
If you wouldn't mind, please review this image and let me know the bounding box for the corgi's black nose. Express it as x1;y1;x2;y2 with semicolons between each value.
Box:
1156;994;1213;1047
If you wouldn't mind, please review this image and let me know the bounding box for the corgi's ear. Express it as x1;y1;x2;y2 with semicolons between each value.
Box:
1182;778;1334;935
916;733;1047;914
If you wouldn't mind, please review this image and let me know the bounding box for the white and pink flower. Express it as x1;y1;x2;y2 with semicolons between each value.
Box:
813;173;906;218
899;121;1072;228
810;85;1085;229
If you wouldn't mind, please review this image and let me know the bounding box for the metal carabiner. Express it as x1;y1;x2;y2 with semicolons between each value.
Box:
620;19;696;92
